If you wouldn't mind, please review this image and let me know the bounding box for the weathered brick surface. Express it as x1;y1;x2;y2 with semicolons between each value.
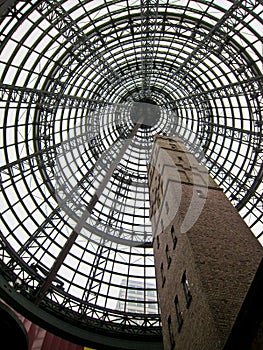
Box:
150;135;263;350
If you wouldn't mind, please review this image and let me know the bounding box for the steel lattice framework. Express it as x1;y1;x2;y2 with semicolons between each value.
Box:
0;0;262;349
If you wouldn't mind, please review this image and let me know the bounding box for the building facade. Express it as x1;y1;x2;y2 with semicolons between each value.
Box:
116;279;158;315
148;135;263;350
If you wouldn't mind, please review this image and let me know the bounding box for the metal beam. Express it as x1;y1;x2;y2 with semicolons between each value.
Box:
37;0;120;86
175;0;262;79
200;122;261;142
0;0;16;16
0;84;122;109
34;120;143;304
140;0;159;98
170;75;263;106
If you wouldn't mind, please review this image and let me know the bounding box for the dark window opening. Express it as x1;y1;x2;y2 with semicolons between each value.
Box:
196;189;206;199
168;315;175;350
161;219;164;231
166;244;171;268
174;295;183;332
161;263;166;287
181;271;192;308
166;201;169;214
171;225;177;249
157;235;160;249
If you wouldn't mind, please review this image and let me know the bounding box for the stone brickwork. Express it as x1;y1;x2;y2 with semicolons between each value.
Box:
148;135;263;350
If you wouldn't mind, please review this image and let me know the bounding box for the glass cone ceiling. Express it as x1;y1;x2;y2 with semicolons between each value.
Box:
0;0;262;348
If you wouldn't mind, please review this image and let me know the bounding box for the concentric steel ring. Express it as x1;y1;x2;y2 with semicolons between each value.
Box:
0;1;262;348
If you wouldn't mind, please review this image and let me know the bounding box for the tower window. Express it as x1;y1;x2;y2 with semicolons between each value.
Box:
161;219;164;231
157;235;160;249
161;263;166;287
165;201;169;214
166;244;171;268
171;225;177;249
196;189;206;199
181;271;192;308
168;315;175;349
174;295;183;332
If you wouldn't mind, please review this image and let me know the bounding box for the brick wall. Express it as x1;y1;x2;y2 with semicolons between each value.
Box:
149;135;263;350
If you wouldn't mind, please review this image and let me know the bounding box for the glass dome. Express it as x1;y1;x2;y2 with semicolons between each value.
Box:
0;0;262;348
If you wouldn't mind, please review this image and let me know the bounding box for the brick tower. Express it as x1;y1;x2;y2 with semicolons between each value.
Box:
148;135;263;350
